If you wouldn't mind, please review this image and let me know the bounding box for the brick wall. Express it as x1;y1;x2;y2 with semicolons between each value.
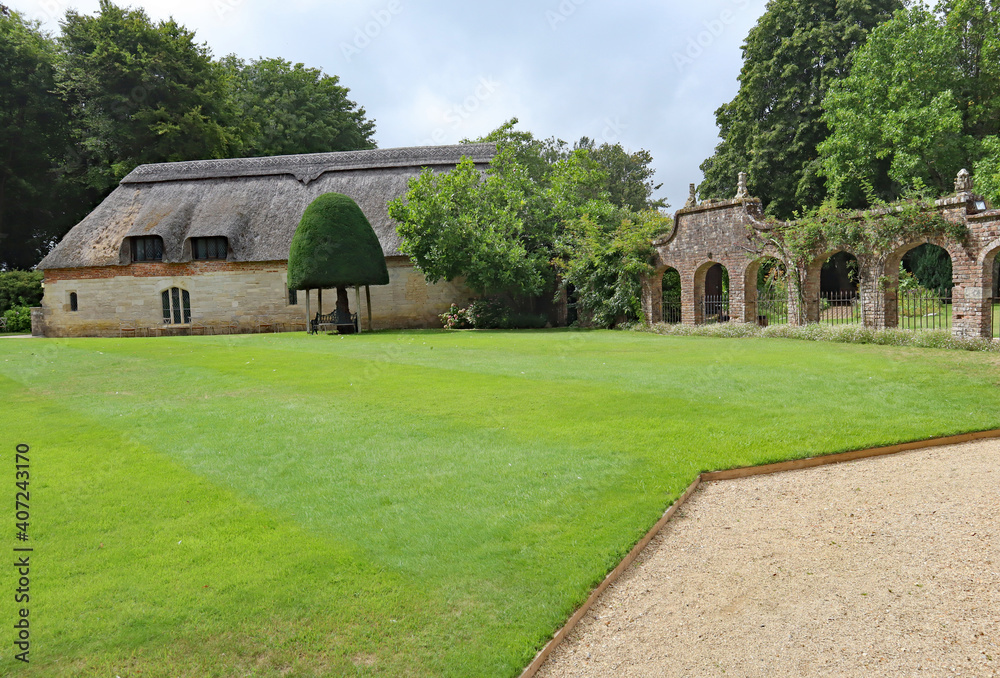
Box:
645;191;1000;339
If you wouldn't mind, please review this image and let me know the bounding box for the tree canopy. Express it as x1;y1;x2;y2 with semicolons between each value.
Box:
0;9;78;270
287;193;389;291
819;0;1000;206
388;119;671;325
221;56;376;158
698;0;901;218
58;0;237;193
0;0;377;271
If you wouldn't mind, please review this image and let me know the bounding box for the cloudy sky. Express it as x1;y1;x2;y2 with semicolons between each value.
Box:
13;0;769;208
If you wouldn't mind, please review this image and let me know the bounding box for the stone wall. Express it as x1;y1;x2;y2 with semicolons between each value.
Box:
645;173;1000;339
37;257;474;337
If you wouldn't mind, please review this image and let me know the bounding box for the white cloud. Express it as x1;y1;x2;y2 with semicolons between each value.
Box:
9;0;770;207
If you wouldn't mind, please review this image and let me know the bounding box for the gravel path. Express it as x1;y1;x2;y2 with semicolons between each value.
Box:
537;440;999;677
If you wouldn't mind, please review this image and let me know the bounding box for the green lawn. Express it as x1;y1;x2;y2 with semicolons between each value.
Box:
2;330;1000;677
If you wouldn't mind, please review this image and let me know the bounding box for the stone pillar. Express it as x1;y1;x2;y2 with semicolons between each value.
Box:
691;266;706;325
797;262;822;324
949;246;989;338
30;307;45;337
950;284;988;338
727;261;747;324
640;272;664;325
858;256;888;329
787;285;805;326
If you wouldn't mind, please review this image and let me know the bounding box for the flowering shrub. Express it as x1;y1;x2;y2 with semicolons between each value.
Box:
439;304;474;329
440;298;547;329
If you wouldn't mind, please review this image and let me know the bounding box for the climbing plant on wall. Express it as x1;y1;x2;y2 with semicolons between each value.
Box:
746;192;968;303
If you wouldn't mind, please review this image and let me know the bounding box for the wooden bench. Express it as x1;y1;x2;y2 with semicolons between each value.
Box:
312;309;358;334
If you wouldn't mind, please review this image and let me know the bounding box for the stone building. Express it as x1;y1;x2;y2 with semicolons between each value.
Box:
642;171;1000;339
34;144;494;337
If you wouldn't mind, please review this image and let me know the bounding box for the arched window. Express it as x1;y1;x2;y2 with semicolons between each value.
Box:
69;292;78;312
131;236;164;262
162;288;191;325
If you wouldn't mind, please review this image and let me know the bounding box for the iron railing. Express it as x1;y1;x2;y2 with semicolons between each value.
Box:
663;292;682;324
819;291;861;325
897;289;951;331
749;290;788;326
702;295;730;324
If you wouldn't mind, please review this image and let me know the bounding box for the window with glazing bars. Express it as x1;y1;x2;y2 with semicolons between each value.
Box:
192;237;228;260
131;236;164;262
288;288;298;305
162;288;191;324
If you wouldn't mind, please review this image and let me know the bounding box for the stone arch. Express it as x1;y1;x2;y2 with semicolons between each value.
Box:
801;249;860;324
661;266;682;323
694;261;730;324
744;256;789;325
977;239;1000;337
882;238;956;330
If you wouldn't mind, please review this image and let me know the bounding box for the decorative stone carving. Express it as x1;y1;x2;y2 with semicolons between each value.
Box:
685;183;697;208
955;168;973;194
735;171;749;199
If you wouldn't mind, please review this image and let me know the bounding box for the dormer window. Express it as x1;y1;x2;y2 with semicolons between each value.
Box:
192;237;228;260
131;236;164;262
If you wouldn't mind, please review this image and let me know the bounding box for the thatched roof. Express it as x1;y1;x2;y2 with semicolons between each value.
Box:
287;193;390;289
38;144;496;270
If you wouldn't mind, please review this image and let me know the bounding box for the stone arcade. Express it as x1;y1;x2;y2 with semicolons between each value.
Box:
642;170;1000;339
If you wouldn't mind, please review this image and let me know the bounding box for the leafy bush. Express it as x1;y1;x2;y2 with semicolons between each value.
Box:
557;206;672;328
3;306;32;333
440;298;547;330
0;271;43;315
505;312;548;329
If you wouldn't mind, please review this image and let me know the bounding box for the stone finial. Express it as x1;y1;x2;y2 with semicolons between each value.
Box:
685;183;697;208
735;171;749;199
955;168;973;194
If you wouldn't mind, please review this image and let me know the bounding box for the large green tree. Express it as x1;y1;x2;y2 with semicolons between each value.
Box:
819;5;965;205
575;137;667;211
0;8;78;270
698;0;901;218
221;56;376;157
389;120;669;325
819;1;1000;205
58;0;237;193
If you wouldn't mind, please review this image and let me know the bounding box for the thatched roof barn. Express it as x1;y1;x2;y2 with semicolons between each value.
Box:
39;144;495;270
35;144;495;337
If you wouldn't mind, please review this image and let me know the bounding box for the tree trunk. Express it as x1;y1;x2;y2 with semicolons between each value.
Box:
336;286;354;334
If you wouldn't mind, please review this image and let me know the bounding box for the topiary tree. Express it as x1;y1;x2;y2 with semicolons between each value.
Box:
287;192;389;332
